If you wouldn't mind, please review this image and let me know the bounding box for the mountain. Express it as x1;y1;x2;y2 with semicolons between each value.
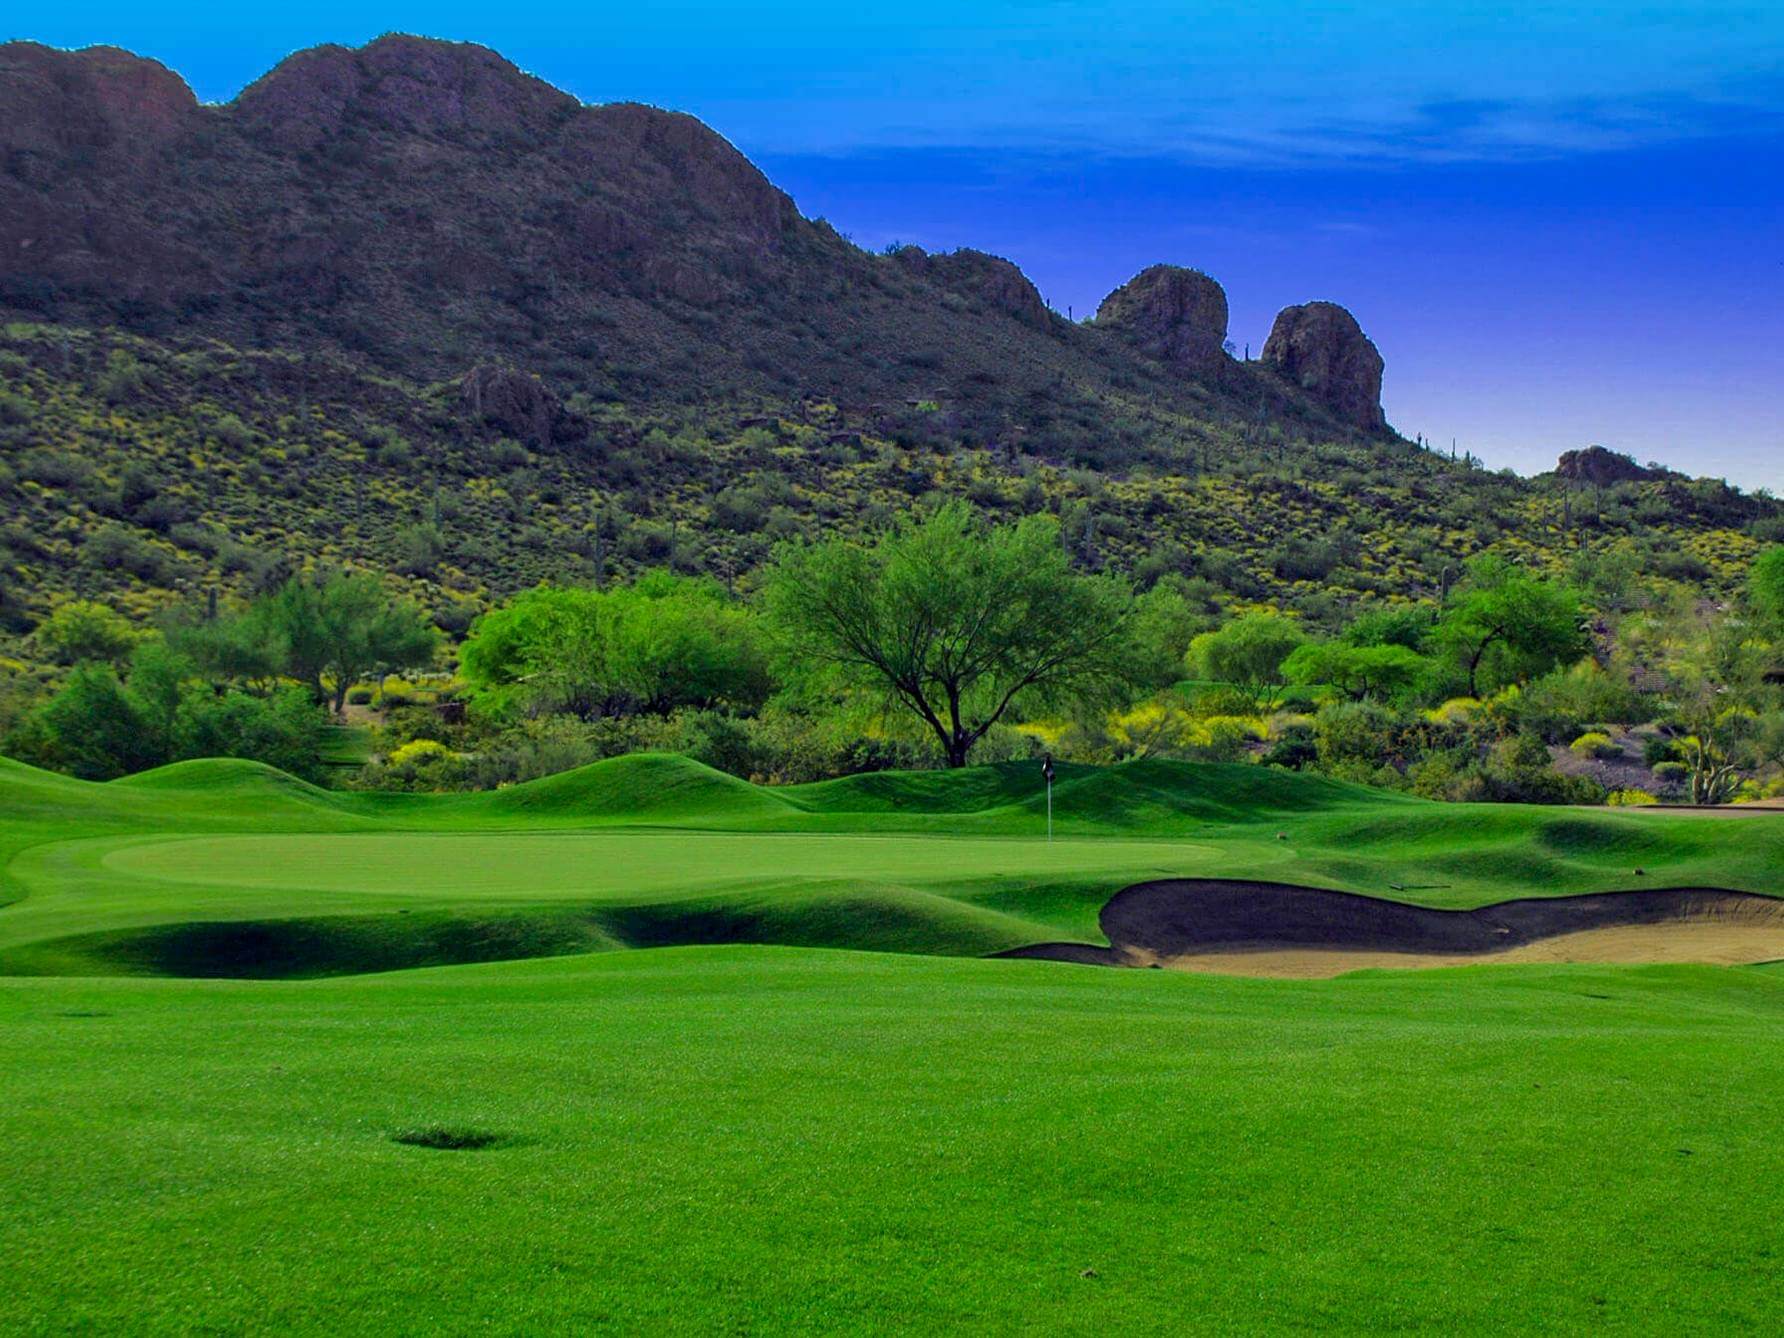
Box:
0;35;1389;454
0;37;1777;641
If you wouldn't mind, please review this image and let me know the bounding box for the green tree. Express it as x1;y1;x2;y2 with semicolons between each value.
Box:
461;573;769;720
1185;613;1308;710
1283;641;1427;701
32;600;140;667
1432;557;1588;697
166;607;284;689
256;573;438;714
764;503;1134;767
1341;604;1432;651
1750;546;1784;632
176;687;330;782
13;665;161;780
605;573;771;715
461;585;612;719
1124;576;1213;693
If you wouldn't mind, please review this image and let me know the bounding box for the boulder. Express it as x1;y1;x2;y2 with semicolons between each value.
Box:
460;364;570;447
1094;265;1229;367
1261;301;1385;432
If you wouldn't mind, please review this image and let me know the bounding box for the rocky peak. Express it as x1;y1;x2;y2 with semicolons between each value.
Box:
1094;265;1229;367
1556;446;1658;486
1260;301;1385;433
0;42;197;165
234;35;576;150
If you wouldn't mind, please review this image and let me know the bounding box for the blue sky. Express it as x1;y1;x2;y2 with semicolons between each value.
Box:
13;3;1784;488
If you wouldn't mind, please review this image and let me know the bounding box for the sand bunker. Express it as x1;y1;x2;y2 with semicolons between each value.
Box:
1002;880;1784;978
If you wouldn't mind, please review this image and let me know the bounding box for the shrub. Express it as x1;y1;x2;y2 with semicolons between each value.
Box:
1185;685;1256;719
175;687;330;782
210;413;253;450
1313;699;1403;771
5;665;159;779
1515;663;1646;742
346;685;375;705
1642;735;1682;767
387;738;452;767
1184;716;1260;764
1569;731;1620;759
32;599;139;666
1652;761;1689;786
1606;788;1659;806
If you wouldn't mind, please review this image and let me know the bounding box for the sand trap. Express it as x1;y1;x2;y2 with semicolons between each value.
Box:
1002;880;1784;978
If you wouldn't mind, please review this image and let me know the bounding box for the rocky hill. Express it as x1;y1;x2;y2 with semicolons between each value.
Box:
0;36;1388;461
0;36;1777;647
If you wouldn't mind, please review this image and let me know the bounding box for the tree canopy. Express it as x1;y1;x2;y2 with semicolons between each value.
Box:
1283;641;1426;701
255;573;438;713
1432;557;1588;697
763;503;1135;766
32;600;140;667
1185;613;1308;709
461;573;769;720
1750;546;1784;631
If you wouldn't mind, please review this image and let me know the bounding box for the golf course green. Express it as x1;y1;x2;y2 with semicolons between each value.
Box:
4;751;1783;1330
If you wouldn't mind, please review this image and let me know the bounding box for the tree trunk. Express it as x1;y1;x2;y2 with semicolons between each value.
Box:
945;737;971;768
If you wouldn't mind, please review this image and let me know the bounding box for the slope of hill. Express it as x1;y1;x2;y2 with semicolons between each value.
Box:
0;321;1772;636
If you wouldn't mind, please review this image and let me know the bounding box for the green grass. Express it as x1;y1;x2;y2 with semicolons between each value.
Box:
3;948;1783;1331
3;750;1782;1329
2;751;1780;976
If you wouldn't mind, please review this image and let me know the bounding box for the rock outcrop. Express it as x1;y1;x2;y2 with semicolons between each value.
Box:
234;36;575;150
894;246;1053;328
1556;446;1658;486
1260;302;1386;433
1094;266;1229;367
460;364;575;447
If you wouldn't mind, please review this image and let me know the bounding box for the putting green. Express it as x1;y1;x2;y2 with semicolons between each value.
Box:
103;831;1222;899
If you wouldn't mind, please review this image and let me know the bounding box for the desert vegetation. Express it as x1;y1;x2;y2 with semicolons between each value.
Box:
7;494;1781;805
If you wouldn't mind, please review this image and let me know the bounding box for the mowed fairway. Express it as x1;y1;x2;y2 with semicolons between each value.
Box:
4;751;1784;1330
4;950;1783;1332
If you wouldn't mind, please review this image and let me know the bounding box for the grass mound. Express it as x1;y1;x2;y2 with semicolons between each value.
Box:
109;757;327;795
786;761;1078;816
469;753;793;823
782;757;1402;833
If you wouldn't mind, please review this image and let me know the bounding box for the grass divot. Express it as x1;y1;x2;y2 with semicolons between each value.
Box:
389;1126;508;1151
